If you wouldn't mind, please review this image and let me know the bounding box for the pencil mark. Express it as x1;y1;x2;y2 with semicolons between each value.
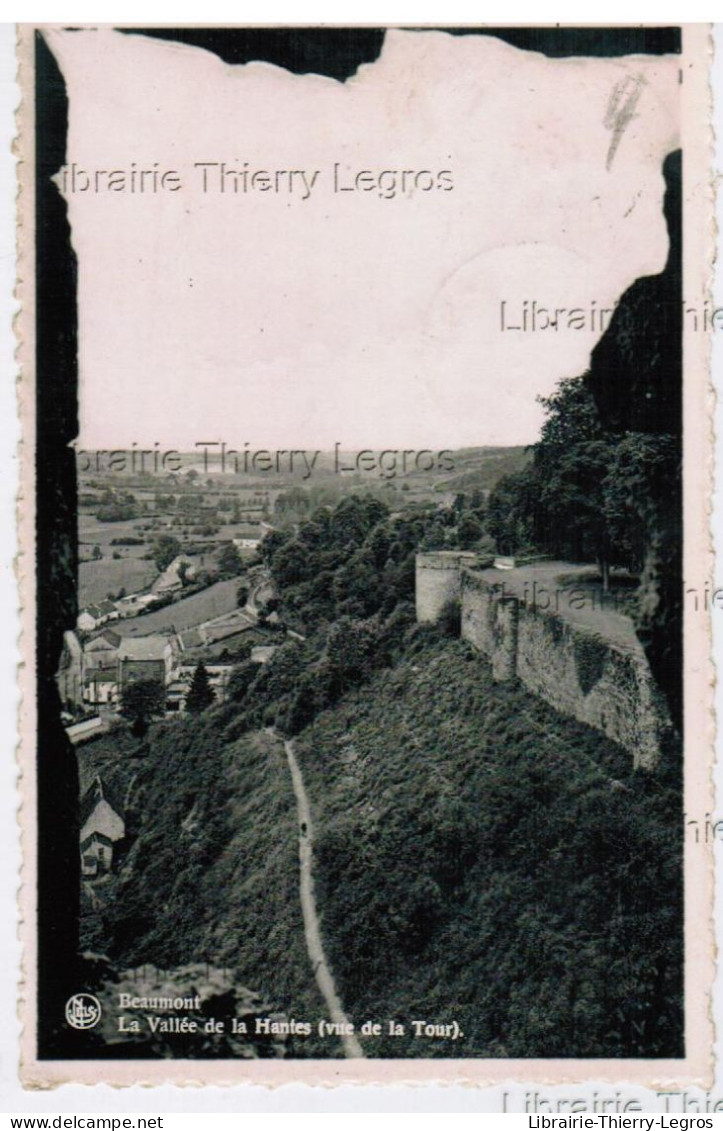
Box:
604;73;647;171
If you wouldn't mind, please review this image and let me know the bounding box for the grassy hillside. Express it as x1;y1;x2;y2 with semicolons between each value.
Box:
79;558;158;607
80;627;681;1060
116;578;241;636
80;723;331;1057
294;633;682;1059
435;446;531;493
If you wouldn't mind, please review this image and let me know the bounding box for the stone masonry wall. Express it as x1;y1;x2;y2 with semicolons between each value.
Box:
415;551;478;624
457;566;670;769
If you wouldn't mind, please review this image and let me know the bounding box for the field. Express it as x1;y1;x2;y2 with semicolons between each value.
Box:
79;558;159;608
78;514;152;553
76;507;260;610
78;513;155;606
116;578;242;637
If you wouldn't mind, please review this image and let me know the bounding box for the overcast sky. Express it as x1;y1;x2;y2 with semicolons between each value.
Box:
47;27;679;451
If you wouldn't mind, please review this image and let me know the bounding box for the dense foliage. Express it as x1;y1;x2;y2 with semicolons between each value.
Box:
119;679;166;736
80;463;682;1060
259;492;488;633
487;153;682;728
80;722;330;1055
185;662;215;714
81;621;682;1059
487;377;675;589
297;636;682;1058
205;490;496;737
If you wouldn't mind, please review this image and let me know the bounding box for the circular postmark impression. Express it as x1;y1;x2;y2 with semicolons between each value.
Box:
65;993;101;1030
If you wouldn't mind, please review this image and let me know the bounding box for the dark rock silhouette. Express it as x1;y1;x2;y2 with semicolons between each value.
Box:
586;150;682;733
35;31;82;1056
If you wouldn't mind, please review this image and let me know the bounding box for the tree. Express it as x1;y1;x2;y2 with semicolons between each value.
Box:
259;528;289;565
329;496;388;549
153;535;182;572
120;679;166;736
538;439;614;587
236;583;249;608
457;513;484;550
602;433;676;575
532;379;612;573
487;468;537;556
332;554;381;618
274;486;310;518
185;662;215;715
474;534;497;561
536;375;604;456
487;376;619;583
271;540;311;587
419;520;447;551
227;660;257;703
217;542;243;578
92;545;102;560
96;502;138;522
325;617;380;693
154;492;176;511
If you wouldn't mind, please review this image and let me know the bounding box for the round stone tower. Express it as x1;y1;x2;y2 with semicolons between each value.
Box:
415;551;477;624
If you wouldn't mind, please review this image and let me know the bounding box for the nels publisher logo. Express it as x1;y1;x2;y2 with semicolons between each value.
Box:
65;993;101;1030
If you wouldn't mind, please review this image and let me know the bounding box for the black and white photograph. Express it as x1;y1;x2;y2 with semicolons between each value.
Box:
16;20;713;1091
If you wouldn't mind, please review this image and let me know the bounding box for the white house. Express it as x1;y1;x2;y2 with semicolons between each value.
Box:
83;670;118;706
65;716;105;744
78;601;120;632
96;599;120;622
56;630;84;708
80;832;115;878
117;634;177;689
79;776;125;877
83;628;121;672
115;592;160;618
77;605;103;633
168;663;234;712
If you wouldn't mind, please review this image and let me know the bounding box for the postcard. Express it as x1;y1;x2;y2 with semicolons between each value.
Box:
15;23;714;1090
